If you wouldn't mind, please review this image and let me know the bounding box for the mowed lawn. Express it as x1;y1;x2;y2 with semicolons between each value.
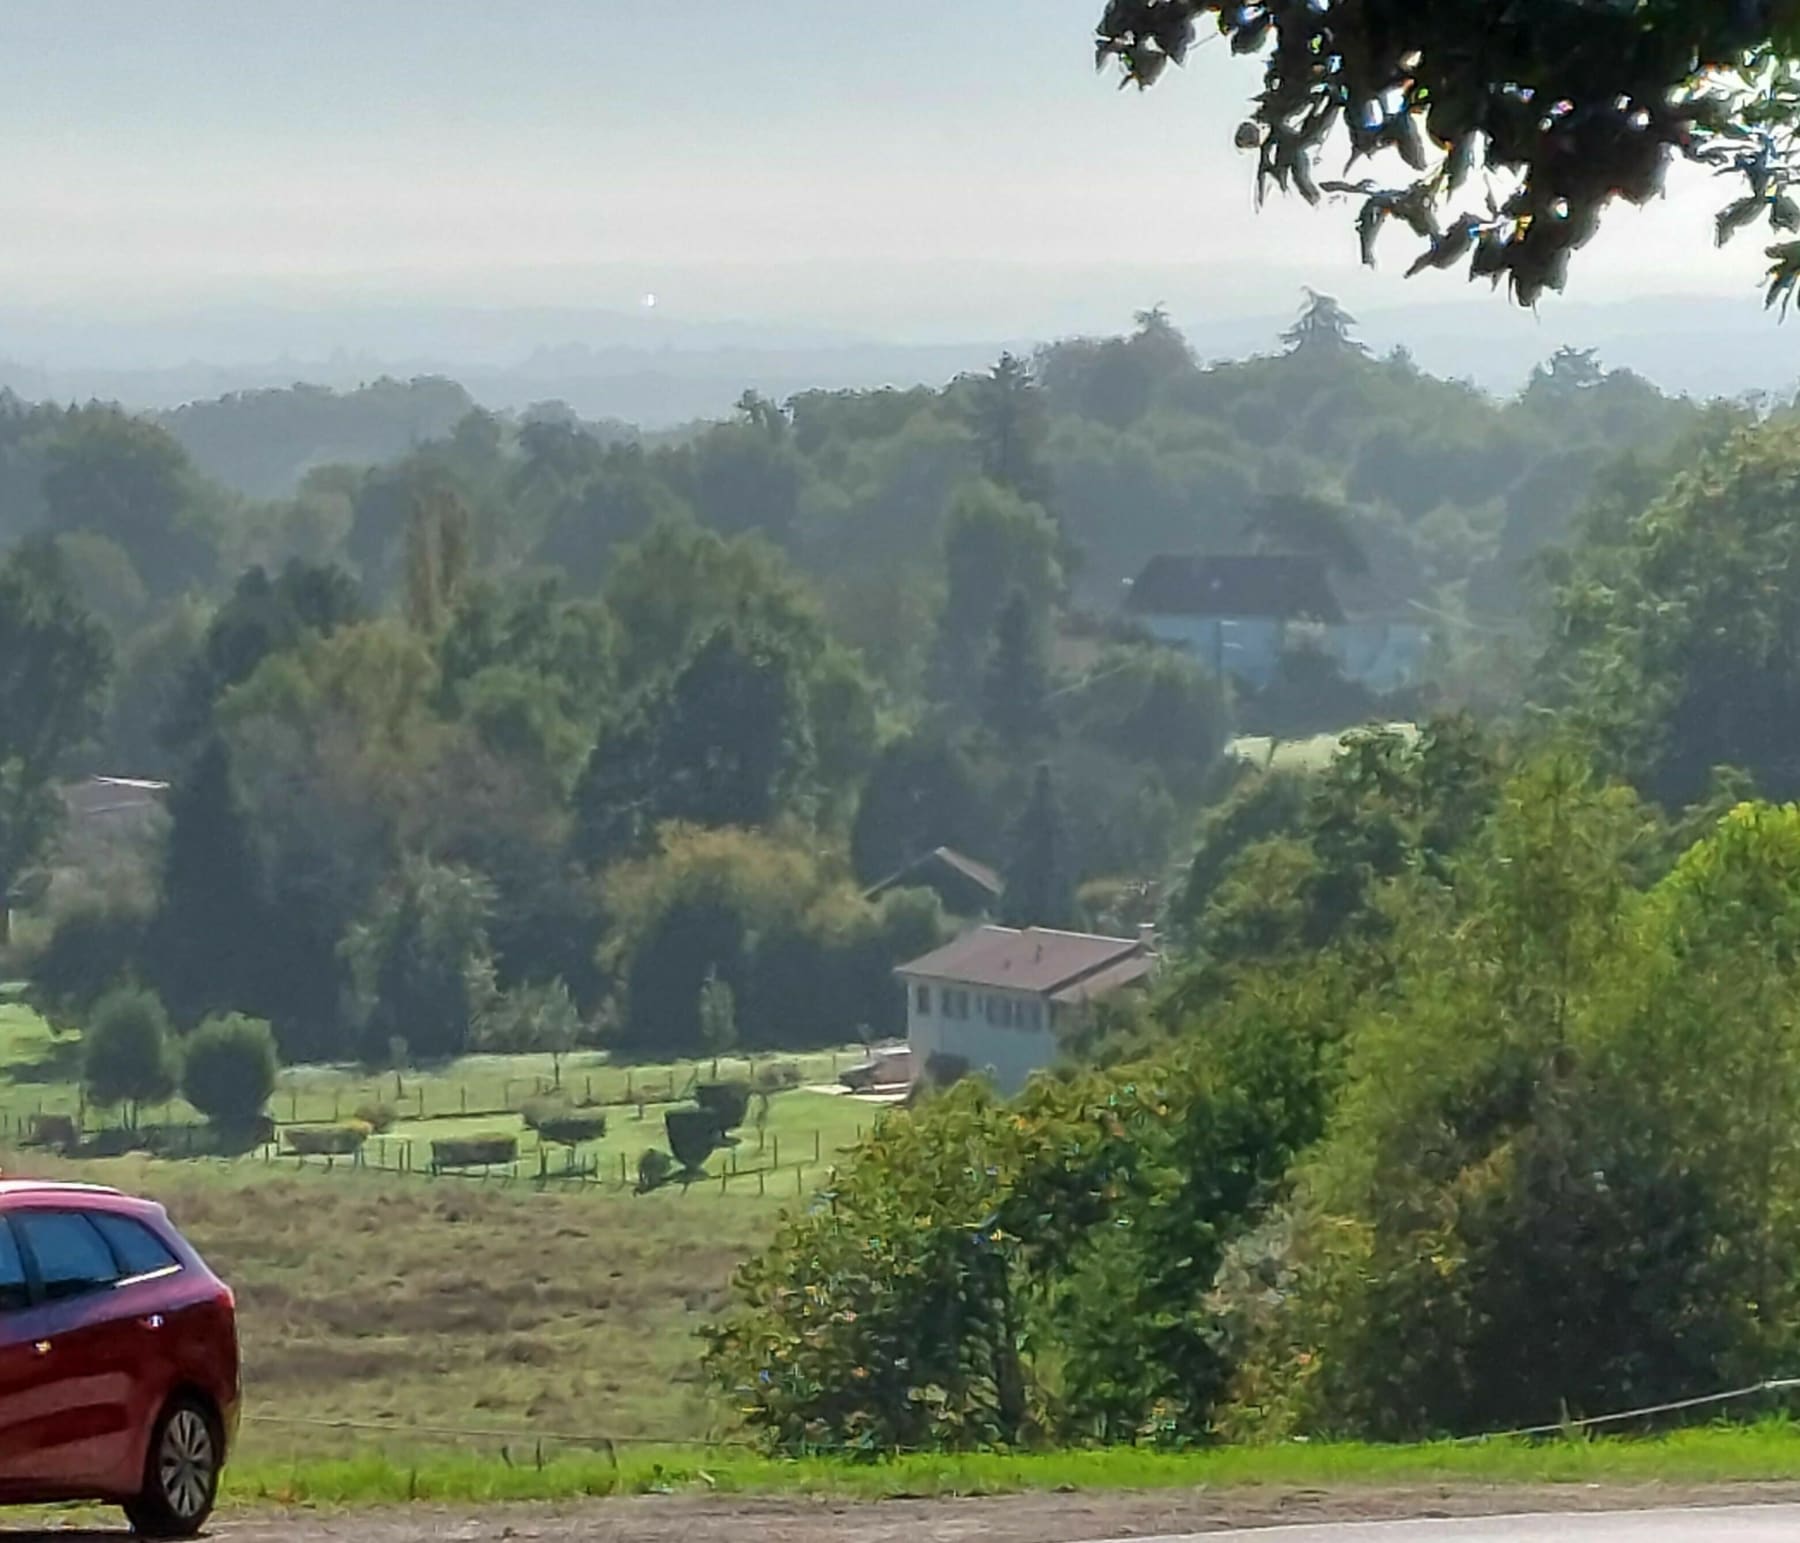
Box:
0;1149;800;1460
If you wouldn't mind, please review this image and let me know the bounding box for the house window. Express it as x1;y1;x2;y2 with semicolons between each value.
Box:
915;984;932;1015
1028;1002;1043;1030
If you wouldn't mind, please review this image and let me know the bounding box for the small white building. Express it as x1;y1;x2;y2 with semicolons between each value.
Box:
895;924;1157;1094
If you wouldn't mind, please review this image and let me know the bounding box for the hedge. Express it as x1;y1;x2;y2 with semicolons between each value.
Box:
431;1133;518;1169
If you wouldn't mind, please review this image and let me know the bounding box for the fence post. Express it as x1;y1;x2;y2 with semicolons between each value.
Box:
417;1087;425;1120
720;1168;727;1195
461;1087;467;1116
619;1151;627;1187
759;1169;765;1197
290;1091;298;1122
772;1135;780;1168
813;1129;820;1163
796;1163;804;1196
333;1093;341;1122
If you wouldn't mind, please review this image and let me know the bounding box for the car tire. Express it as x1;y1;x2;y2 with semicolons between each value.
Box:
125;1395;222;1539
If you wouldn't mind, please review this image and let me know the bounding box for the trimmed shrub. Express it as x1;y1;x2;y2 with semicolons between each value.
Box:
753;1060;804;1093
287;1122;370;1157
536;1111;607;1147
637;1147;676;1193
520;1094;567;1131
695;1079;752;1132
352;1101;397;1133
29;1113;77;1151
431;1133;518;1169
665;1105;722;1172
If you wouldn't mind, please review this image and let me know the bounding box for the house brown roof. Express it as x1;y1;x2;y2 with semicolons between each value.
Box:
1127;553;1345;624
866;846;1002;903
1049;952;1157;1006
896;925;1145;995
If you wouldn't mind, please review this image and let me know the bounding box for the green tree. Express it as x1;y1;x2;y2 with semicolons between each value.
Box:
42;408;218;596
1095;2;1800;304
982;586;1053;742
83;986;177;1128
850;729;993;886
574;623;816;864
0;541;112;942
472;976;582;1086
1542;420;1800;805
1279;291;1366;359
1001;763;1076;929
959;352;1050;503
181;1013;280;1132
153;738;272;1027
164;559;363;753
698;966;739;1058
342;858;497;1062
931;481;1062;706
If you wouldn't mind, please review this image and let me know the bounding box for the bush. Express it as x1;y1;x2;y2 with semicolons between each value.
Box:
637;1147;676;1192
753;1060;803;1092
287;1122;370;1156
352;1101;397;1133
695;1079;752;1132
82;986;177;1124
665;1105;722;1172
29;1113;77;1151
431;1133;518;1169
536;1111;607;1147
181;1013;279;1131
520;1094;567;1131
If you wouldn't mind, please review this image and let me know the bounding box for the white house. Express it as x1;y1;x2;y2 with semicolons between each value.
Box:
1125;552;1429;692
895;924;1157;1094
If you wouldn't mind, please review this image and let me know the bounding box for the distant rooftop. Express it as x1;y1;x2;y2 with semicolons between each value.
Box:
1127;553;1345;624
896;924;1147;995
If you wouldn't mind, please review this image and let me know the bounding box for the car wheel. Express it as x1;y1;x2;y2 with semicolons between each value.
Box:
125;1395;221;1538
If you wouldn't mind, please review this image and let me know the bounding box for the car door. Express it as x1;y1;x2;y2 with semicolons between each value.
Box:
5;1208;139;1492
0;1215;60;1494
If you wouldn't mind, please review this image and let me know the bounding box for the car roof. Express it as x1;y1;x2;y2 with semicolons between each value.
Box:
0;1179;133;1205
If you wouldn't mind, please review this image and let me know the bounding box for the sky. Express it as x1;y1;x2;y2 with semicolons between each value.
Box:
0;0;1775;353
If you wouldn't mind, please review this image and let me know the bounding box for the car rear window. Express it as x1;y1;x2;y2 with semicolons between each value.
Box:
89;1212;180;1279
0;1224;27;1312
14;1211;120;1302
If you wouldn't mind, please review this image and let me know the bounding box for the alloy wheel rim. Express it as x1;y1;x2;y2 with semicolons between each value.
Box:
158;1409;215;1520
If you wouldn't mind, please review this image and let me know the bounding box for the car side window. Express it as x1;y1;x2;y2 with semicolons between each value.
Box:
0;1223;28;1312
89;1213;180;1280
14;1211;121;1303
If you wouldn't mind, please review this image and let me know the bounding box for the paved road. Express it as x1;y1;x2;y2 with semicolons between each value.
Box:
7;1496;1800;1542
1154;1506;1800;1541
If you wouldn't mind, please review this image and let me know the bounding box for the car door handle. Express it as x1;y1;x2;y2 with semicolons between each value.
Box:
32;1340;51;1356
139;1314;164;1331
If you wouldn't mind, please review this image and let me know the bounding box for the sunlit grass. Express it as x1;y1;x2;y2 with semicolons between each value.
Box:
216;1419;1800;1508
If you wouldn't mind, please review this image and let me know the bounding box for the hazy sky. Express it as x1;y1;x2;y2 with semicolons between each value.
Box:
0;0;1769;342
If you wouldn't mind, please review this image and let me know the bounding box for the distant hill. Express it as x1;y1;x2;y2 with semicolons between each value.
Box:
157;378;481;499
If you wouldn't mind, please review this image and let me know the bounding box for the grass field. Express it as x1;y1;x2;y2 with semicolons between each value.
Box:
218;1419;1800;1506
0;996;891;1468
0;1149;808;1460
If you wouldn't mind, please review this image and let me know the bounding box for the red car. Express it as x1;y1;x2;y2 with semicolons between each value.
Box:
0;1179;238;1537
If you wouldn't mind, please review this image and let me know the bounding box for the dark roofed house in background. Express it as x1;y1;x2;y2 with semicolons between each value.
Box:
864;845;1003;918
1126;551;1427;691
895;923;1157;1093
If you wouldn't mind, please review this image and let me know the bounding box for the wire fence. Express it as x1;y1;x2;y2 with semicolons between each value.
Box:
261;1120;866;1198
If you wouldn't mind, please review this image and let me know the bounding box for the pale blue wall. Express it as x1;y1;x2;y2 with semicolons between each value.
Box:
1139;614;1431;692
